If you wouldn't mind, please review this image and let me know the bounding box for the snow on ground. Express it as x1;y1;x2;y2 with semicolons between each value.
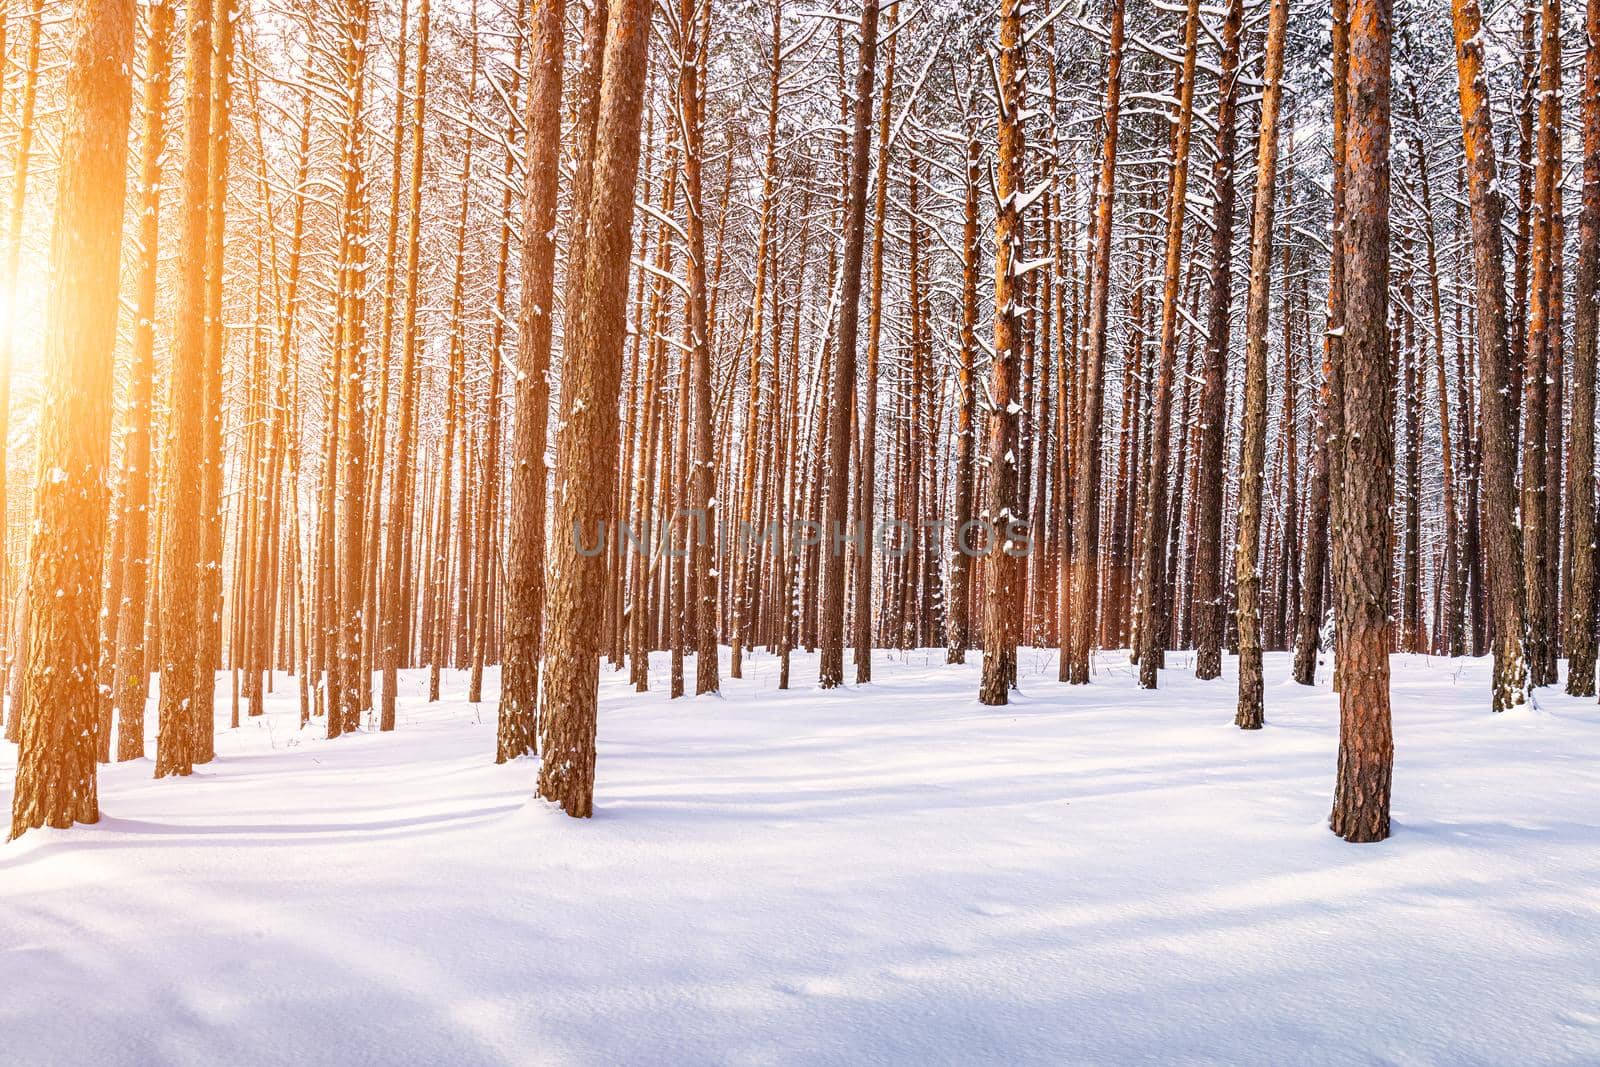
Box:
3;649;1600;1065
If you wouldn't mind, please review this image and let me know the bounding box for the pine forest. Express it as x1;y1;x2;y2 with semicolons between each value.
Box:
4;0;1600;1060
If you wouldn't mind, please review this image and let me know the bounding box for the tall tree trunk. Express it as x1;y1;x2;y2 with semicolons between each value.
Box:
1234;0;1288;730
1192;0;1243;682
948;114;980;665
732;0;782;681
110;0;176;763
816;0;879;689
499;0;563;751
1330;0;1395;844
980;0;1025;705
536;0;653;817
1568;0;1600;696
154;0;214;778
332;0;370;736
854;3;895;683
382;0;431;732
1133;0;1200;688
1293;0;1351;686
192;0;234;761
9;0;136;838
679;0;718;696
1063;0;1126;685
1522;0;1562;687
1451;0;1529;710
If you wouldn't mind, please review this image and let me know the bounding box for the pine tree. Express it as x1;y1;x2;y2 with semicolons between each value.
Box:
110;0;177;763
1191;0;1244;682
537;0;654;817
1234;0;1289;730
1330;0;1396;844
816;0;879;690
1062;0;1127;686
1568;0;1600;696
1450;0;1529;712
9;0;137;839
154;0;215;779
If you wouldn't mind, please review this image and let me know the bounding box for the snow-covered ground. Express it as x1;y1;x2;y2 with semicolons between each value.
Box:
3;648;1599;1065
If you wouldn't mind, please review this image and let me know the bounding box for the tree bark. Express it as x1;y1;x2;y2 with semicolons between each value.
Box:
1293;0;1351;687
154;0;213;778
816;0;879;689
1234;0;1288;730
1330;0;1395;844
1133;0;1200;689
980;0;1025;705
9;0;136;838
536;0;653;817
1451;0;1529;710
1568;0;1600;696
1063;0;1126;685
1192;0;1243;682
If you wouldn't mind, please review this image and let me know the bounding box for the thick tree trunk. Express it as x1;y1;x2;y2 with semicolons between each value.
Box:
536;0;652;817
9;0;135;838
1330;0;1395;844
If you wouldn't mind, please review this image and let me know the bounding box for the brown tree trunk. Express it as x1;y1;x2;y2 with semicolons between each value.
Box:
679;0;718;697
1133;0;1200;689
854;3;895;683
381;0;431;732
192;0;234;761
1234;0;1288;730
732;0;782;682
1568;0;1600;696
9;0;136;838
816;0;878;689
154;0;213;778
1521;0;1562;688
980;0;1025;705
1293;0;1350;687
1192;0;1243;682
499;0;560;744
1330;0;1395;844
536;0;653;817
948;115;980;665
1451;0;1529;710
110;0;176;763
1063;0;1126;685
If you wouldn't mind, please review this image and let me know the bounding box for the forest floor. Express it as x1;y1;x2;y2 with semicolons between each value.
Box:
3;648;1600;1064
